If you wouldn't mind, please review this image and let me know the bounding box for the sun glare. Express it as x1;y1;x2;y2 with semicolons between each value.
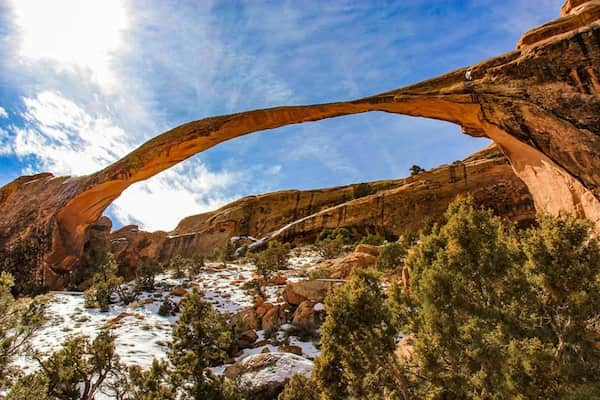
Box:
11;0;128;93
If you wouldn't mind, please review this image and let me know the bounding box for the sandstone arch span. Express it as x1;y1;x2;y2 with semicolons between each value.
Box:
1;0;599;289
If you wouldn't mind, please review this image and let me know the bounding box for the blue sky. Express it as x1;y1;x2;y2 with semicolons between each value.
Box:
0;0;562;231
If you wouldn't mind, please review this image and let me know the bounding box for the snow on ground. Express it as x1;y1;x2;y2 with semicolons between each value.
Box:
13;247;324;377
235;352;314;390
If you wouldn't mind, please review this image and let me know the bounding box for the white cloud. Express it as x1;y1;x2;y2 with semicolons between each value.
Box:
11;91;131;175
11;0;128;94
0;107;8;119
111;165;242;231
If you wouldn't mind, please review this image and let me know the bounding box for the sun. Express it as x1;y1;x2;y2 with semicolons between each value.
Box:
11;0;129;94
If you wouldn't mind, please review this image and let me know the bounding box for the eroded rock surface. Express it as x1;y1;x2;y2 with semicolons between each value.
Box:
0;0;597;290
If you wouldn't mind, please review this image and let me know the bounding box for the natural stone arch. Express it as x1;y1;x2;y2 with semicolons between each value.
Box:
1;0;599;288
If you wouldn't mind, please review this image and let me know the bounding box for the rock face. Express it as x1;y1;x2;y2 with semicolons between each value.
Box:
0;0;598;290
109;225;167;280
161;179;404;258
108;146;534;275
159;145;534;261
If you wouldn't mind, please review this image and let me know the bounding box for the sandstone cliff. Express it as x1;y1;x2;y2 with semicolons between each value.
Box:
109;145;534;271
0;0;597;290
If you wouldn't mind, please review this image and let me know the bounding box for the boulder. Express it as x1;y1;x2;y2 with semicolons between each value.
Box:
354;243;382;257
256;302;274;318
224;352;313;400
278;345;303;355
292;300;316;325
283;280;333;305
237;307;259;331
267;273;288;286
261;306;284;332
324;251;377;279
239;329;258;348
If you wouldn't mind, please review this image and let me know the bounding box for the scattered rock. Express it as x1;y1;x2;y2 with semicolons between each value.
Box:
326;251;377;279
224;352;313;400
354;243;382;256
267;273;287;286
170;287;188;297
278;345;303;355
256;302;274;318
292;300;316;325
283;280;333;305
105;312;142;327
261;306;284;332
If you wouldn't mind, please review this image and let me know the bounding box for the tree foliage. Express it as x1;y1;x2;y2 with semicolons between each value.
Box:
315;229;352;259
83;253;125;312
277;374;320;400
17;330;123;400
409;165;425;176
392;197;600;399
135;259;163;291
314;270;405;399
253;240;291;279
0;272;46;387
375;241;408;271
169;289;240;399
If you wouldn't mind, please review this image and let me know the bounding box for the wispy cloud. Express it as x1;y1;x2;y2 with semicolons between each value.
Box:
0;107;7;119
10;91;130;175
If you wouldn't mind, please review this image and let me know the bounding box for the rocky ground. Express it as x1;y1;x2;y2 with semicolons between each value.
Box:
11;247;334;398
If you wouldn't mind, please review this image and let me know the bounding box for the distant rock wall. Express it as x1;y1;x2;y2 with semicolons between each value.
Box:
109;146;535;274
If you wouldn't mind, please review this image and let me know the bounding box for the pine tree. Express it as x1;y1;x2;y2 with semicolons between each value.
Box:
314;270;406;399
168;289;240;400
394;197;524;398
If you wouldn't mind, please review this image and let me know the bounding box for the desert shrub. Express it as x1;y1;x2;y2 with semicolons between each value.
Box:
83;252;123;312
308;265;333;280
236;245;248;258
17;330;123;400
115;359;175;400
318;228;353;244
169;289;240;399
135;259;162;291
315;229;352;259
168;255;192;279
158;297;178;317
0;272;46;387
188;255;206;276
352;182;374;199
375;242;407;271
220;241;236;264
359;232;385;246
278;374;320;400
6;372;50;400
253;240;291;279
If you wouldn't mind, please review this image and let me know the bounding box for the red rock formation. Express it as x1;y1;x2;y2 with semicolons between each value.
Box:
156;146;534;262
0;0;598;290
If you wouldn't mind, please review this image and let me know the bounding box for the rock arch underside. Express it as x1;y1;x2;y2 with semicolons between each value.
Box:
1;0;599;290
